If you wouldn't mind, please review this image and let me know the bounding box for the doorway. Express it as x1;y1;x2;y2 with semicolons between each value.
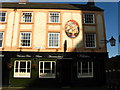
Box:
57;58;73;86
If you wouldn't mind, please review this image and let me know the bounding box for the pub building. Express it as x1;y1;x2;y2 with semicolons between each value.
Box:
0;0;108;88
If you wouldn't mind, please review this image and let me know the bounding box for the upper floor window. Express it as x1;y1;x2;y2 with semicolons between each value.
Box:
0;32;4;47
77;61;93;78
48;32;60;48
49;12;60;23
22;12;32;22
14;60;31;78
85;33;96;48
0;12;6;22
39;61;56;78
83;13;95;24
20;32;31;47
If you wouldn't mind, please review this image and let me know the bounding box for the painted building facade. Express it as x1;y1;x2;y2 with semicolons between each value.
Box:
0;2;108;88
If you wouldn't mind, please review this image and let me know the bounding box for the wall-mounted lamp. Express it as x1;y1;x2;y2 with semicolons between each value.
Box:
101;36;116;46
109;36;116;46
103;36;116;46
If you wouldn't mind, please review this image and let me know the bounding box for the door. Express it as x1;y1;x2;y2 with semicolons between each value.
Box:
57;59;73;86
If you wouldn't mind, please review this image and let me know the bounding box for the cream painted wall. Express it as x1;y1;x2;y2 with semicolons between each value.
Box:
20;25;32;29
62;12;83;49
33;12;46;49
84;26;96;31
62;13;73;49
48;25;60;30
97;14;105;48
0;24;5;30
72;13;83;48
12;12;19;47
0;9;107;52
6;12;14;47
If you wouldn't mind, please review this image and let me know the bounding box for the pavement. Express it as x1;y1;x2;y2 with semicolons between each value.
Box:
2;86;108;90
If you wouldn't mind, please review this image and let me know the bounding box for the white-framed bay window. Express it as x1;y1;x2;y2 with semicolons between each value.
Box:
19;32;31;47
21;12;32;22
0;32;4;48
49;12;60;23
77;61;93;78
14;60;31;78
39;61;56;78
83;13;95;24
0;11;6;22
85;33;96;48
48;32;60;48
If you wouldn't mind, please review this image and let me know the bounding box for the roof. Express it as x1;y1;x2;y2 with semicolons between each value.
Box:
0;2;104;11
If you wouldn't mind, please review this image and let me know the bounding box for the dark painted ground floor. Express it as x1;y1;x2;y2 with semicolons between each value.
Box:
2;71;120;90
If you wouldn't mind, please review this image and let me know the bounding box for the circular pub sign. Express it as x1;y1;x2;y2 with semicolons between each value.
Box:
65;20;79;38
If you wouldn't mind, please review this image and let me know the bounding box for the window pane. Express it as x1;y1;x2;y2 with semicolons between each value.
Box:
0;32;3;47
20;62;26;68
15;61;19;68
48;33;60;48
82;62;88;73
40;62;43;69
15;69;18;72
39;61;56;78
27;62;30;68
85;34;96;48
77;61;93;78
0;12;6;22
27;69;30;73
49;12;60;23
20;32;31;47
20;69;26;72
44;62;50;69
84;14;94;24
0;33;3;39
22;12;32;22
0;40;2;47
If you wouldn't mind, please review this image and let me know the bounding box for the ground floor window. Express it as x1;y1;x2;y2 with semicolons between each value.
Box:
39;61;56;78
14;60;31;78
77;61;93;78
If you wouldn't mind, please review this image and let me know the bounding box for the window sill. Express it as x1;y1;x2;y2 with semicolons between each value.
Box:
0;22;7;24
20;22;34;24
83;23;96;26
46;47;60;49
17;47;32;49
0;47;5;50
47;23;61;25
78;76;94;78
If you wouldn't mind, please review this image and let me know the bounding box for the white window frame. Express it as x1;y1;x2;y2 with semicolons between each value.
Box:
21;12;33;23
14;60;31;78
83;13;95;24
0;32;4;48
49;12;60;23
85;33;96;48
19;32;31;47
48;32;60;48
0;12;7;22
77;61;94;78
39;61;56;78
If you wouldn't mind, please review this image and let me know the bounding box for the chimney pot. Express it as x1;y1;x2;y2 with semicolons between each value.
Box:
19;0;28;4
87;0;95;6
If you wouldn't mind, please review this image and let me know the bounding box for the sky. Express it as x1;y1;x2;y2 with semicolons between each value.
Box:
0;0;119;58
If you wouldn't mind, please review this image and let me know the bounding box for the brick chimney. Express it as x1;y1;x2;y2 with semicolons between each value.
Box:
87;0;95;6
19;0;28;4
